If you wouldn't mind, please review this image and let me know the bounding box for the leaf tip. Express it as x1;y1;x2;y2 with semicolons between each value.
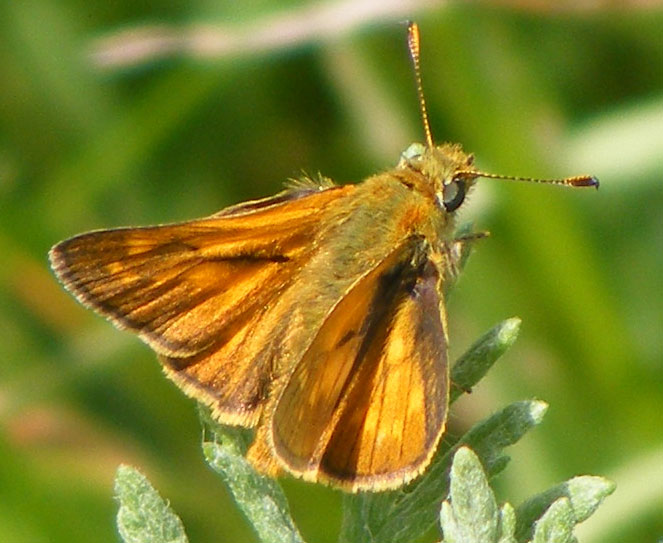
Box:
528;400;549;423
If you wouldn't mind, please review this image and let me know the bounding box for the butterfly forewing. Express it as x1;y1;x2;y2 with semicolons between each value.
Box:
268;238;449;491
49;185;356;424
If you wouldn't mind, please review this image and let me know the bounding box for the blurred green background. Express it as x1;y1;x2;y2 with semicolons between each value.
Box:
1;1;662;542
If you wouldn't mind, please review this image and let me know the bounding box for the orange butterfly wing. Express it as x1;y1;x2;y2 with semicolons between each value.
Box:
261;237;449;491
50;185;356;425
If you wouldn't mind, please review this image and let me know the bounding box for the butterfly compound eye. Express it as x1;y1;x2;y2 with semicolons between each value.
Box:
442;179;466;212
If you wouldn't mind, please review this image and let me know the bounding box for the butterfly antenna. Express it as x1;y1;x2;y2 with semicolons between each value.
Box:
456;170;599;189
406;22;598;191
407;22;434;149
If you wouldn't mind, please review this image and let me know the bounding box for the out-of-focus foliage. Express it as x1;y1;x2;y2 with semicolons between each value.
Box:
1;2;662;542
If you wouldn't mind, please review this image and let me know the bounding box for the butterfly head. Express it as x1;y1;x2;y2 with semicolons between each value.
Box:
398;141;479;213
